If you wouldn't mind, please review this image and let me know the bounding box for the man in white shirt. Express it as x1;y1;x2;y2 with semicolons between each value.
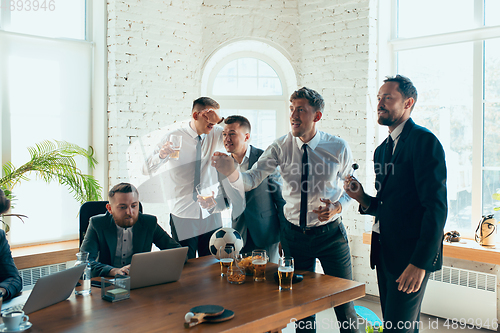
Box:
212;88;359;333
221;115;285;264
143;97;230;259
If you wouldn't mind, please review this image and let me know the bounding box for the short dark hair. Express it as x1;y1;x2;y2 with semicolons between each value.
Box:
192;97;220;112
383;75;418;110
290;87;325;112
224;115;251;133
0;188;11;215
108;183;139;201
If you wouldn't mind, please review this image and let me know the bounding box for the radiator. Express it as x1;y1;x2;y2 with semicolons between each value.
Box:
18;263;68;292
421;266;497;330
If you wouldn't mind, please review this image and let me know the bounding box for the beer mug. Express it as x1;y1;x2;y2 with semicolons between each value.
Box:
169;135;182;160
252;249;268;282
278;257;294;291
219;245;235;277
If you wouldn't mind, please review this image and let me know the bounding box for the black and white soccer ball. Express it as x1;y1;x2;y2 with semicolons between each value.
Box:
209;227;243;259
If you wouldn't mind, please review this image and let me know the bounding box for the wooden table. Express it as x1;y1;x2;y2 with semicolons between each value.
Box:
26;256;365;332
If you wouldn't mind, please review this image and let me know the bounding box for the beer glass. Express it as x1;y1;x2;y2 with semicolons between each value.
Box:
196;184;217;210
252;249;268;282
169;135;182;160
219;245;234;277
278;257;294;291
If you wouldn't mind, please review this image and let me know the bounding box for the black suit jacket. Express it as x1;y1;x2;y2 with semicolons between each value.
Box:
232;146;286;248
0;230;22;300
81;212;180;277
361;118;447;276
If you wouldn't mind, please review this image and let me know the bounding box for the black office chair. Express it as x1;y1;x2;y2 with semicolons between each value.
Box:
79;201;143;246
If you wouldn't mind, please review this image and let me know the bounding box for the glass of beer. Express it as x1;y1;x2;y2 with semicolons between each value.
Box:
196;184;217;210
169;134;182;160
252;249;268;282
278;257;294;291
219;245;234;277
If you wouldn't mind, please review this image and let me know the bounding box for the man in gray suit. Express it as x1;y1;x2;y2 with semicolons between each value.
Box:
81;183;181;277
222;116;286;263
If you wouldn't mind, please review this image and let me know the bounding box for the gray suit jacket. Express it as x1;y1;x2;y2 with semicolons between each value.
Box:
81;212;180;277
232;146;286;248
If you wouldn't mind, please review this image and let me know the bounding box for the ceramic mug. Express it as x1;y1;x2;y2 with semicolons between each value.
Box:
2;310;29;330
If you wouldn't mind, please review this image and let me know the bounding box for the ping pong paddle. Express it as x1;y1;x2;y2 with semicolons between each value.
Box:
184;305;225;328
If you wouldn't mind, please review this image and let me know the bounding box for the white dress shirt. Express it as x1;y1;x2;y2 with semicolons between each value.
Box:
144;121;224;239
238;131;353;227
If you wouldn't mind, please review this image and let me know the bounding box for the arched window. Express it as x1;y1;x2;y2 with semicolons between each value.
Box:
202;40;296;150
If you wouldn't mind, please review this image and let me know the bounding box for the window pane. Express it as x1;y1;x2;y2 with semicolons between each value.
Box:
398;42;473;232
397;0;475;38
7;0;86;39
483;170;500;221
484;38;500;101
220;109;276;150
484;103;500;167
485;0;500;26
2;33;91;245
213;58;283;96
258;61;278;77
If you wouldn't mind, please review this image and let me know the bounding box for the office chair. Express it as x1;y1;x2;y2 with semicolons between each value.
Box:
79;201;143;246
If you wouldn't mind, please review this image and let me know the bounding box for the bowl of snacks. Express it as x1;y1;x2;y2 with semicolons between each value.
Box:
227;266;245;284
236;253;254;276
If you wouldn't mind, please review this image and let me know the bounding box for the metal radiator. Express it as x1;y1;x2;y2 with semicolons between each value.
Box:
421;266;497;330
18;263;68;291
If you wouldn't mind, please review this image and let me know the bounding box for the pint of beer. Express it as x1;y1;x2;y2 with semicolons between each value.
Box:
252;249;268;282
220;258;233;277
278;257;294;291
219;245;235;277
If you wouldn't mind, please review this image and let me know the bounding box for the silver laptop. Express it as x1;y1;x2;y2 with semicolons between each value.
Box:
129;247;188;289
1;264;85;315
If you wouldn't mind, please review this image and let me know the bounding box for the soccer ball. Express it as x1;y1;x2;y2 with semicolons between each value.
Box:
209;227;243;260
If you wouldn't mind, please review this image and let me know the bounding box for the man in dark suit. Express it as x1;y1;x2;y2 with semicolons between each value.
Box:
81;183;180;277
222;115;286;263
345;75;447;332
0;189;22;301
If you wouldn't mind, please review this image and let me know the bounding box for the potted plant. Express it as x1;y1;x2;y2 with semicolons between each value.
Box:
0;140;102;232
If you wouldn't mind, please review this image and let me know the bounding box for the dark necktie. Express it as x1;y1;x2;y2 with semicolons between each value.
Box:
300;144;309;228
193;135;202;202
384;135;394;176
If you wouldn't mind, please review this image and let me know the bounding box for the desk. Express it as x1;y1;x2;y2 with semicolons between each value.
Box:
27;256;365;332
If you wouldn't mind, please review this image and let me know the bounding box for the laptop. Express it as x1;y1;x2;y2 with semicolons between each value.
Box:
129;246;188;289
1;264;85;315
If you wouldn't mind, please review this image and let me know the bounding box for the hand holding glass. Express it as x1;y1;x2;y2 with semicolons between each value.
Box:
169;135;182;160
278;257;294;291
196;184;217;210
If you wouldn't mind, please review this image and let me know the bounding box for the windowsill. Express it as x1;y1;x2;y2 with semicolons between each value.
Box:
11;239;80;270
362;232;500;265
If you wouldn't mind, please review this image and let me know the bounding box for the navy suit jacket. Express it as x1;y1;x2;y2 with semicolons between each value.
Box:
232;146;286;248
0;230;22;300
361;119;447;276
81;212;180;277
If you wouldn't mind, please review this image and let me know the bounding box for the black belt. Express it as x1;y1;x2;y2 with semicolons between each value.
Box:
286;217;341;235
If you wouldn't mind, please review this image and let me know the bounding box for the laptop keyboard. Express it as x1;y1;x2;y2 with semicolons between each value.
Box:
1;303;24;315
